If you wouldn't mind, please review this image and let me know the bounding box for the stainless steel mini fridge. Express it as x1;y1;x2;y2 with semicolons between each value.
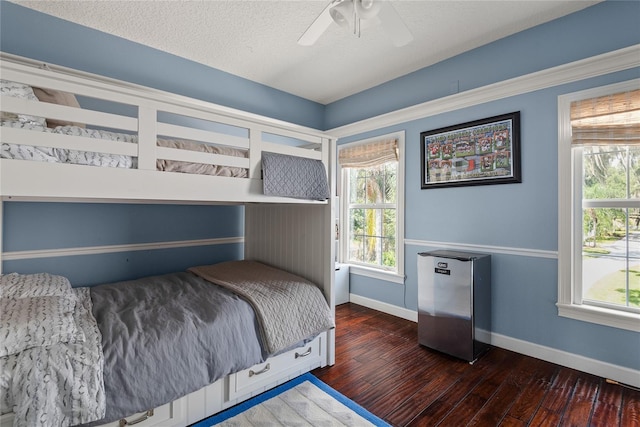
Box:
417;250;491;363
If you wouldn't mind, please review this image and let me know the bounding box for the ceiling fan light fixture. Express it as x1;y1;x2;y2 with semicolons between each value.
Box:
329;1;354;28
298;0;411;47
354;0;381;20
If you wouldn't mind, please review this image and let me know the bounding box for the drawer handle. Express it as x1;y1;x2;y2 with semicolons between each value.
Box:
249;363;271;377
119;409;154;427
295;347;312;359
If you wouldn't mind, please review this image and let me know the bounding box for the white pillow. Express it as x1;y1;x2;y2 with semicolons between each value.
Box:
0;296;83;357
0;272;73;299
0;80;47;127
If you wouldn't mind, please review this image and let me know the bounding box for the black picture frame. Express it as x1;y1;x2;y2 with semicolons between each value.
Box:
420;112;521;189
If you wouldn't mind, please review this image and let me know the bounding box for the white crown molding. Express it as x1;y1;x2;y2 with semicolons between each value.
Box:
328;44;640;139
2;237;244;260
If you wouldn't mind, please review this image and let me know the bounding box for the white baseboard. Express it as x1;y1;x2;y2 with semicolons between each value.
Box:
348;295;640;389
349;294;417;322
491;332;640;389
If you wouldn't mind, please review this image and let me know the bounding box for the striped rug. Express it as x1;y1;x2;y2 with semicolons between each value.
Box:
192;373;390;426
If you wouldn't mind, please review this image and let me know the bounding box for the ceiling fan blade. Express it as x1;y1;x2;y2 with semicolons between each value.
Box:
378;1;413;47
297;2;336;46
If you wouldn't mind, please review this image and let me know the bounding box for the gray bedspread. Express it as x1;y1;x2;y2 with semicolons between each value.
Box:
86;272;264;425
189;261;335;355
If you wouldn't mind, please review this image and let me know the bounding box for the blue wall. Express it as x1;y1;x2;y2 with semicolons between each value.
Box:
345;68;640;371
2;202;244;286
335;1;640;372
1;0;639;372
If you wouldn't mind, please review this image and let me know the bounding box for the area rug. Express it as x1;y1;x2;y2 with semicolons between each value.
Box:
192;373;390;426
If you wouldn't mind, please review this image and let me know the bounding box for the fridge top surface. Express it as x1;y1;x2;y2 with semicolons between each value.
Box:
418;250;491;261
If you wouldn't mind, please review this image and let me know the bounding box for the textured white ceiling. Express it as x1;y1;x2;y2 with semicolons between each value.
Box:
11;0;600;104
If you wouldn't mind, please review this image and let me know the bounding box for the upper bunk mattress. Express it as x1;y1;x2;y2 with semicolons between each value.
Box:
0;120;248;177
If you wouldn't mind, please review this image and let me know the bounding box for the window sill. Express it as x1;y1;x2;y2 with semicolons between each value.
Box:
347;264;405;284
557;303;640;332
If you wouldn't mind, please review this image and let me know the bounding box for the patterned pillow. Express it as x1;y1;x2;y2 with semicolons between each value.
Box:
0;296;84;357
0;272;73;299
0;80;47;127
32;86;85;129
0;352;16;412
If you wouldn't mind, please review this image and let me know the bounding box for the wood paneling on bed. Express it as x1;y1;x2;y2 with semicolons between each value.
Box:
245;203;333;298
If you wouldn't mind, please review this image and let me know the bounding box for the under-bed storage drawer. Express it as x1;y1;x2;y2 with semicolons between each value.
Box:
226;333;324;401
98;397;186;427
1;400;185;427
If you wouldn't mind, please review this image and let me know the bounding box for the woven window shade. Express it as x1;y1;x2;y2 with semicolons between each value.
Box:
571;88;640;146
338;138;398;168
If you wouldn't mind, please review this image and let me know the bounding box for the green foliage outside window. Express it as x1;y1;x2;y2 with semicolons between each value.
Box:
347;162;397;270
582;145;640;309
583;146;640;241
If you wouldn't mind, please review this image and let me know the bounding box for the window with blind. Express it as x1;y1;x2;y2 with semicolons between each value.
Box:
557;80;640;331
338;132;405;278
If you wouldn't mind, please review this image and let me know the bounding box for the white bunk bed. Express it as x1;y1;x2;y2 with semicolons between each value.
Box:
0;52;336;427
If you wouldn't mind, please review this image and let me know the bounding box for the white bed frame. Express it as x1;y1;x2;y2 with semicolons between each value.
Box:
0;52;336;427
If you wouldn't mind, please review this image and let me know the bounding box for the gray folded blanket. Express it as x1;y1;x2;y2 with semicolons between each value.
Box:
190;260;335;354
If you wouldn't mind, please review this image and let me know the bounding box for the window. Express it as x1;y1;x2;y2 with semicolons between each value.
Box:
558;80;640;331
338;132;405;281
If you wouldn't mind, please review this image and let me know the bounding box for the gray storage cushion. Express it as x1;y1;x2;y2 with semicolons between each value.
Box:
262;151;330;201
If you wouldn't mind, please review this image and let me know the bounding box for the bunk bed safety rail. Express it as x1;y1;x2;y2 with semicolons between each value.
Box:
0;55;329;191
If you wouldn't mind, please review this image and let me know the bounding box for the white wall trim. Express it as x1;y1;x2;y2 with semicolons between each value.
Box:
328;44;640;139
337;131;406;278
491;332;640;389
557;303;640;333
349;294;417;322
348;299;639;388
348;265;405;284
2;237;244;260
404;239;558;259
556;79;640;333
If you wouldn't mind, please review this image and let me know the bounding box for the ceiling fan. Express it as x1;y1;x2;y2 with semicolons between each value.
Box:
298;0;413;47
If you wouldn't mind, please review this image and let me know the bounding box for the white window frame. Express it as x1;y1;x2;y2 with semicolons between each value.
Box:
557;79;640;332
338;131;405;284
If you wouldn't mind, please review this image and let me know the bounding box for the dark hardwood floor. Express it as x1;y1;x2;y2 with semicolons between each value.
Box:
312;303;639;427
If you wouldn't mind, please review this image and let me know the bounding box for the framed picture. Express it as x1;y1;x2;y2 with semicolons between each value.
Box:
420;112;521;189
